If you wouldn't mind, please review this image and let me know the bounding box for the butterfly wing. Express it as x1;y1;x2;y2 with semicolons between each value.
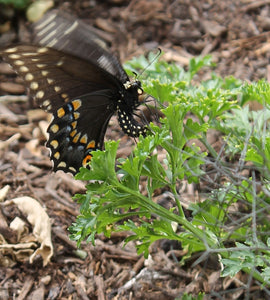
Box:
47;91;115;174
1;45;122;112
1;45;123;173
1;11;147;174
32;10;129;83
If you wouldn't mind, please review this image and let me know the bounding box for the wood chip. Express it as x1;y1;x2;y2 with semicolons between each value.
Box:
0;82;25;94
202;20;227;37
17;276;34;300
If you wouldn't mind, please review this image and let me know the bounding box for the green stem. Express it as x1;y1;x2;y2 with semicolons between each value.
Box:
115;181;218;249
171;185;185;218
199;132;218;159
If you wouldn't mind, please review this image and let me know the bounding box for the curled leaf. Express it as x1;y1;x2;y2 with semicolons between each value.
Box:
10;196;53;266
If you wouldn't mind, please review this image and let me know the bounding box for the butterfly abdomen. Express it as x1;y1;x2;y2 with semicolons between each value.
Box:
117;105;147;137
117;81;147;137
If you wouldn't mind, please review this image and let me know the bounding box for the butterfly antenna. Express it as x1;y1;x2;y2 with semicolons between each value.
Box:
137;48;162;79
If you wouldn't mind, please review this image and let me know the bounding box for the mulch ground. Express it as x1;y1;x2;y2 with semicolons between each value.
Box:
0;0;270;299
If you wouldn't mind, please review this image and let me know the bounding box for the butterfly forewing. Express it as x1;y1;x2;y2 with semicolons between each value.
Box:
33;10;129;83
2;45;122;112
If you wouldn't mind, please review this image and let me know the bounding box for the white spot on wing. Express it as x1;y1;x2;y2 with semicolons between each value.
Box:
36;91;44;99
35;13;57;30
36;21;56;37
8;54;21;59
37;64;47;69
19;66;29;72
25;73;34;81
30;82;39;90
42;71;49;76
39;30;58;44
22;52;38;56
47;78;54;84
4;47;18;53
43;100;51;107
64;21;78;35
47;38;58;48
54;86;61;92
37;47;49;53
97;56;114;75
14;60;24;66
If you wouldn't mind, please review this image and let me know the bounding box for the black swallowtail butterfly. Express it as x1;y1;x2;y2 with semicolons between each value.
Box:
1;11;147;174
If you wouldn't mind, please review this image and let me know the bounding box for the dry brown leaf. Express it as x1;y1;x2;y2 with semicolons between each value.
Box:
6;196;53;266
10;217;28;241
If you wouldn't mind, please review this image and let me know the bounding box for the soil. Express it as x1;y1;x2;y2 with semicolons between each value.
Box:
0;0;270;299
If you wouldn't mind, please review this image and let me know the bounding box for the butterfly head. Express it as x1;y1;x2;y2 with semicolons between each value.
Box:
123;80;143;97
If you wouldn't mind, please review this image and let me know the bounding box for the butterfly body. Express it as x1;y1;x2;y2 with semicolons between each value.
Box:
1;11;147;174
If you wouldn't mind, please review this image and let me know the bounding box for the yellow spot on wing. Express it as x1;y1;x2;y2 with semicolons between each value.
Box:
57;107;65;118
50;140;58;149
54;152;60;159
71;99;82;111
50;124;59;133
73;112;80;119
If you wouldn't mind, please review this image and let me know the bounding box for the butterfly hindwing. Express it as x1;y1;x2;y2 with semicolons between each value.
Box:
47;91;115;173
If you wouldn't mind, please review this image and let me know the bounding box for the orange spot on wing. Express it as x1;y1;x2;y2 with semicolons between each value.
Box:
83;154;92;167
72;132;81;143
70;130;77;137
71;121;77;129
86;140;96;149
80;134;88;144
